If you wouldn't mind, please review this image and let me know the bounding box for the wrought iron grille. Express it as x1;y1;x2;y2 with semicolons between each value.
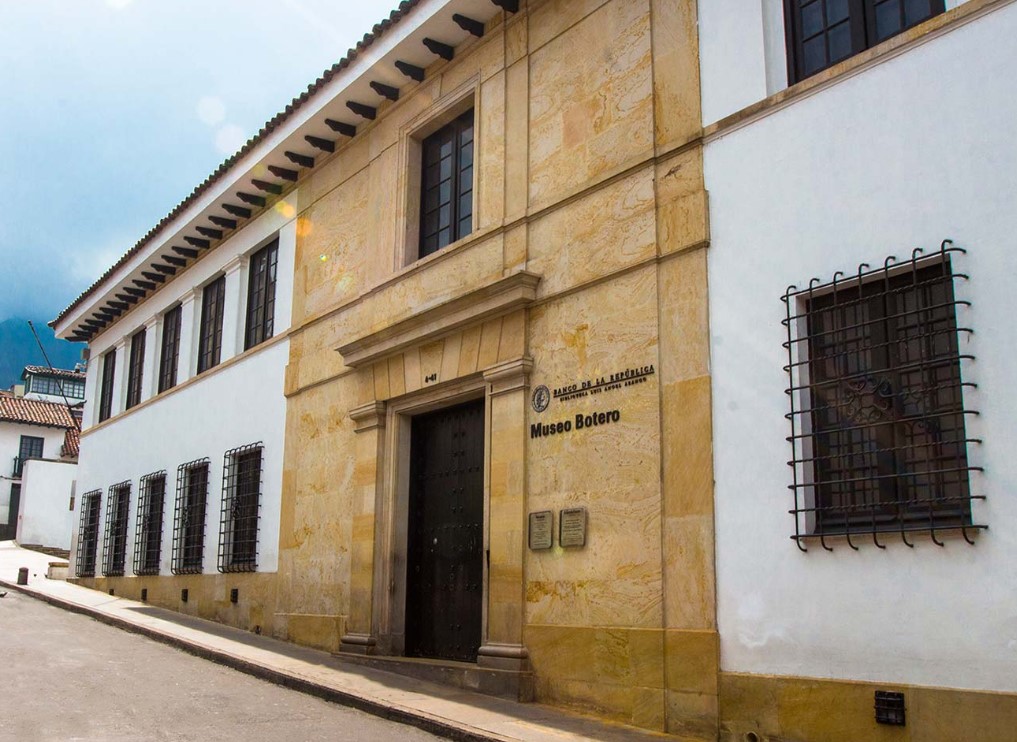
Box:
172;459;209;574
782;241;984;550
217;443;263;573
76;489;102;577
133;471;166;575
102;481;131;576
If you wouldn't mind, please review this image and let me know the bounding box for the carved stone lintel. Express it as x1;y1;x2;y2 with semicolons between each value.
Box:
483;357;533;397
350;401;386;433
477;642;530;671
339;632;377;655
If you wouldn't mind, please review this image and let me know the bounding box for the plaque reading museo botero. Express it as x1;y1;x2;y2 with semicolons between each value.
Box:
559;507;587;548
528;510;553;550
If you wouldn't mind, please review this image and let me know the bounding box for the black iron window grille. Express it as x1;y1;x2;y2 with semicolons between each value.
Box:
784;0;945;83
172;459;210;574
98;348;117;422
76;489;102;578
244;241;278;351
419;108;474;259
126;327;146;410
102;481;131;577
133;471;166;576
782;241;984;551
197;275;226;374
159;305;182;393
217;443;263;572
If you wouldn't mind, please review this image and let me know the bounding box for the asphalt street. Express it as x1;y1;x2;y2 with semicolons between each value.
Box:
0;591;443;741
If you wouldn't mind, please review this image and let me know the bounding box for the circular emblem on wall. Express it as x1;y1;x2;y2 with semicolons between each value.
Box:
531;384;550;413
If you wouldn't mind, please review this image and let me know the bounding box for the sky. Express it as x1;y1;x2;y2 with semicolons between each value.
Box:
0;0;400;325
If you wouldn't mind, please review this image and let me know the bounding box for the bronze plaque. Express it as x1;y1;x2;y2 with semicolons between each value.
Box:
528;511;553;550
559;507;587;548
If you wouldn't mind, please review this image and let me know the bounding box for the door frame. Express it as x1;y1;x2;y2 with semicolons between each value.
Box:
372;377;489;658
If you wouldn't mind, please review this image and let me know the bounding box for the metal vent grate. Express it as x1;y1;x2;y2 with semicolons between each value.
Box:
172;459;209;575
217;443;263;573
782;241;985;550
133;471;166;575
75;489;102;577
101;481;131;576
874;690;906;725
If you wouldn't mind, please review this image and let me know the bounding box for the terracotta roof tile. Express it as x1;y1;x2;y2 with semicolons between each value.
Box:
61;427;80;459
52;0;422;330
0;391;77;430
22;366;86;381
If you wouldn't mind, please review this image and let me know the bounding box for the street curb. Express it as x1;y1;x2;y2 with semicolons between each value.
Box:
0;578;509;742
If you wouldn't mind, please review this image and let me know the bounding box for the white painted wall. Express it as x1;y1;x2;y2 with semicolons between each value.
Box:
18;458;76;548
0;423;71;524
706;6;1017;692
698;0;972;125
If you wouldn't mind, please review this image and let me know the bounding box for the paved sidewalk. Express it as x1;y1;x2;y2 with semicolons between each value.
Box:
0;542;676;742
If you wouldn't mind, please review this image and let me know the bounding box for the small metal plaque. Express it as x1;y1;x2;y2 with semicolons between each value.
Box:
559;507;587;548
528;511;553;550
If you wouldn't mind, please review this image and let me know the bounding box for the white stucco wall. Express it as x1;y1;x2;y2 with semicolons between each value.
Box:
0;423;70;524
17;458;76;548
705;5;1017;692
71;338;288;576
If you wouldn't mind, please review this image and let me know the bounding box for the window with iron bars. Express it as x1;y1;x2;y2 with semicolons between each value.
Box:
782;241;984;550
102;481;131;576
172;459;209;574
133;471;166;575
76;489;102;577
244;241;278;351
784;0;945;83
218;443;263;572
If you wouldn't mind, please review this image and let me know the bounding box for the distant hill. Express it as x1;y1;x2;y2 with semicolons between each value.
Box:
0;317;84;389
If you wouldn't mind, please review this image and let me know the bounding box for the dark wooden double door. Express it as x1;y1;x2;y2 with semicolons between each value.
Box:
405;399;484;663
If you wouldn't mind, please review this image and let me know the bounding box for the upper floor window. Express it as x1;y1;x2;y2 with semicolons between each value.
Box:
244;240;278;351
27;375;85;398
125;327;146;410
18;435;44;462
159;305;182;394
782;242;984;549
784;0;945;83
197;276;226;374
419;108;474;259
98;348;117;423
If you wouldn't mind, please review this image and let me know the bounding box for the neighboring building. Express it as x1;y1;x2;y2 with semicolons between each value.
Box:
49;0;1017;739
0;387;79;544
700;0;1017;739
20;365;86;405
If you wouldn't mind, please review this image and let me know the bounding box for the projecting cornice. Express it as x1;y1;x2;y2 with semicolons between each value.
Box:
337;271;540;368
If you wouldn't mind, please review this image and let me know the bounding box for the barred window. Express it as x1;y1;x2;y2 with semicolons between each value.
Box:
133;471;166;575
782;242;983;550
784;0;944;83
218;443;263;572
159;305;182;393
197;276;226;374
419;109;474;259
126;328;146;410
76;489;102;577
98;348;117;422
244;241;278;351
102;481;131;576
172;459;209;574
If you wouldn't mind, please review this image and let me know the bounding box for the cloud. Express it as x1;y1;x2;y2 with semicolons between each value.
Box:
215;124;247;155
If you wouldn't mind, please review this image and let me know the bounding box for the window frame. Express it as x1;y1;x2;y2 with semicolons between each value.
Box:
172;458;210;575
159;304;182;393
244;240;279;351
76;489;102;578
782;242;984;550
133;471;166;576
125;327;146;410
102;480;131;577
197;275;226;374
417;108;475;260
98;348;117;422
217;442;264;573
784;0;946;84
